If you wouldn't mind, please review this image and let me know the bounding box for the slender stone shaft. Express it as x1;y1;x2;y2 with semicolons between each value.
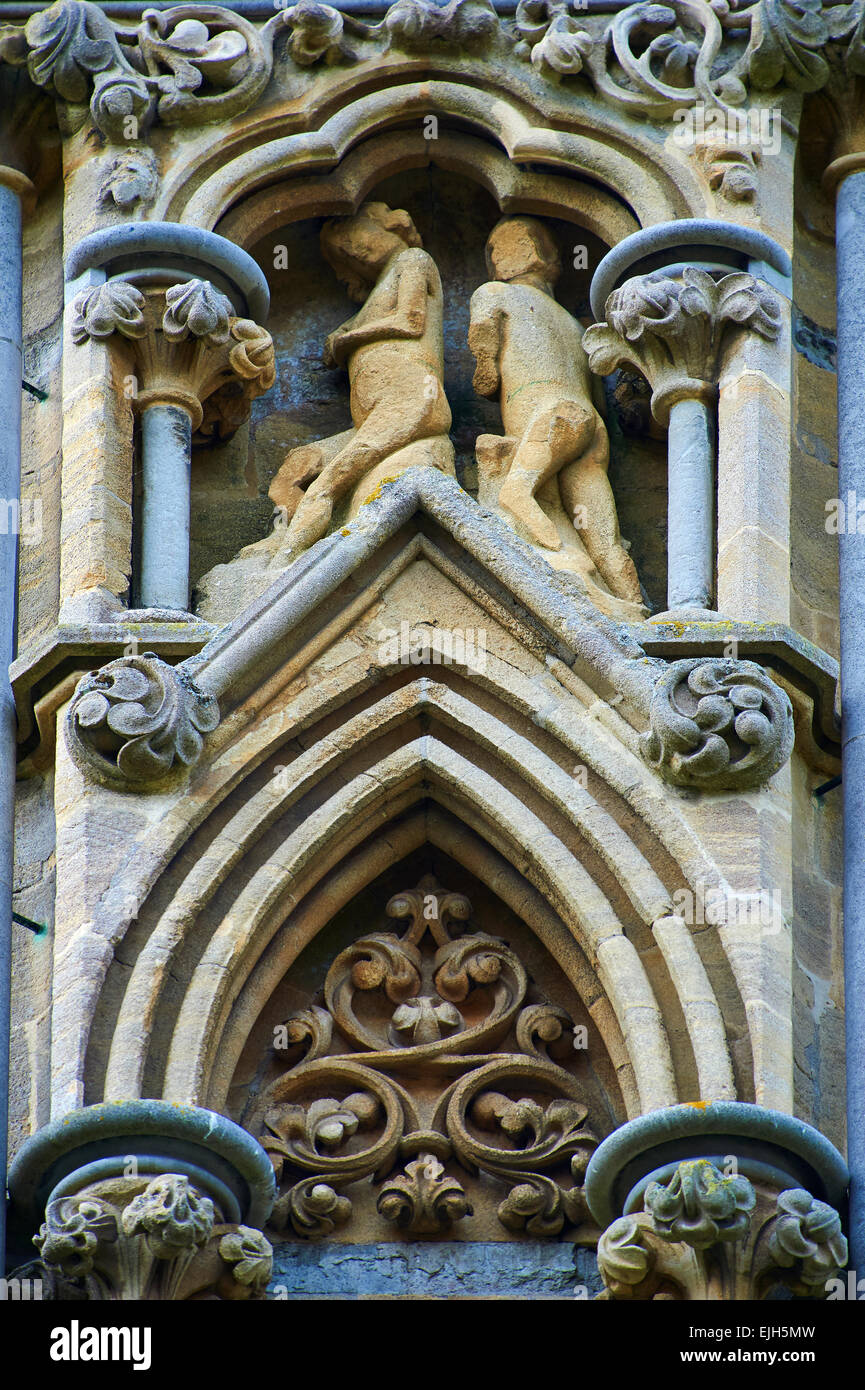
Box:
836;168;865;1273
0;174;24;1272
139;403;193;611
666;397;715;611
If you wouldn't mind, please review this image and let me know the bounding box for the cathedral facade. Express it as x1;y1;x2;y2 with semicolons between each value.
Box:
0;0;860;1303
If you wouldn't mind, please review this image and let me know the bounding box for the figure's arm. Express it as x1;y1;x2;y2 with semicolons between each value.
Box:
468;298;504;398
327;256;429;365
323;310;359;367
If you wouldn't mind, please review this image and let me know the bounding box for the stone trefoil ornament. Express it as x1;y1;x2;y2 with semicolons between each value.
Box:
243;877;600;1242
597;1158;848;1300
640;657;795;790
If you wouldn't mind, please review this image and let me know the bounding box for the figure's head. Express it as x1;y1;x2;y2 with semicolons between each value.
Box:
320;202;423;301
485;216;561;292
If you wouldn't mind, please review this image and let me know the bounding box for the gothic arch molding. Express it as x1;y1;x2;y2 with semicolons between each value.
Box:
150;74;707;234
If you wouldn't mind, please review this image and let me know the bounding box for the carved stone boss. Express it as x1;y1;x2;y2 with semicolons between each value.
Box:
70;274;275;612
242;878;600;1241
584;261;782;615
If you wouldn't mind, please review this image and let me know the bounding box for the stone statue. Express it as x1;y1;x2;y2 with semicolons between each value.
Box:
468;216;643;609
270;201;454;559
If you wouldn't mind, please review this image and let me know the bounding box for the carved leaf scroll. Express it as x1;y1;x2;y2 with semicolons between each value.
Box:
245;876;600;1242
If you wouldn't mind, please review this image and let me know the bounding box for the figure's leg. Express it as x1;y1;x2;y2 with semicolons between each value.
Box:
269;428;356;522
559;424;643;604
498;402;593;551
284;365;449;554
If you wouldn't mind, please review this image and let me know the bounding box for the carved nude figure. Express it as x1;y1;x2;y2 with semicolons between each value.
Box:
468;216;642;606
271;202;454;559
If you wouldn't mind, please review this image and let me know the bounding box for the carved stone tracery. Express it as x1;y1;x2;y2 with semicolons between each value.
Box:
244;877;601;1242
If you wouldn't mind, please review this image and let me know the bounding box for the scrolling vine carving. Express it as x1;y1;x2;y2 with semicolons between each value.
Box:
244;877;600;1242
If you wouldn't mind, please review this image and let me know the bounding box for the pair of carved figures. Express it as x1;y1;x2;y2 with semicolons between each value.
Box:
265;202;642;615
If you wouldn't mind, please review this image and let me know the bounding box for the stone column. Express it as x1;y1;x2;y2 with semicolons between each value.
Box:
6;1101;276;1301
823;155;865;1274
585;220;790;621
69;258;274;614
0;164;33;1275
64;223;272;617
586;1103;849;1301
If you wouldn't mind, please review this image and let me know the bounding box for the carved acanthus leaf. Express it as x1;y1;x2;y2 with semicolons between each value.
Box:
120;1174;215;1257
377;1154;472;1234
766;1189;849;1286
217;1227;275;1292
645;1158;755;1247
162;278;233;346
584;268;781;421
67;653;220;786
640;657;795;790
70;280;147;344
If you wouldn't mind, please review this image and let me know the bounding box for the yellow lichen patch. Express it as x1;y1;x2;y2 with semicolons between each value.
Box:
361;475;400;506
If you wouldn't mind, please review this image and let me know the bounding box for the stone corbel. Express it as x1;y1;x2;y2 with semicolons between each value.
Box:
639;656;795;791
584;221;790;620
586;1102;849;1302
6;1102;276;1302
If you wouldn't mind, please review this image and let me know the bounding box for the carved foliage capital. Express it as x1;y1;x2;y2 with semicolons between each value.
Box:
597;1159;848;1301
70;278;275;436
30;1173;273;1301
66;653;219;787
584;268;781;422
640;657;794;791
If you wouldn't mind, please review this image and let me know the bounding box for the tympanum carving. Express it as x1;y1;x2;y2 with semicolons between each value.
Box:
244;877;600;1242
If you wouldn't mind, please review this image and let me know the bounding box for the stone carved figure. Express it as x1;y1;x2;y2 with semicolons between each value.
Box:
468;217;643;610
270;202;454;560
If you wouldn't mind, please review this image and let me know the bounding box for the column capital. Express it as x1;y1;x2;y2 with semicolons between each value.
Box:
69;277;275;438
584;266;782;426
586;1103;849;1301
